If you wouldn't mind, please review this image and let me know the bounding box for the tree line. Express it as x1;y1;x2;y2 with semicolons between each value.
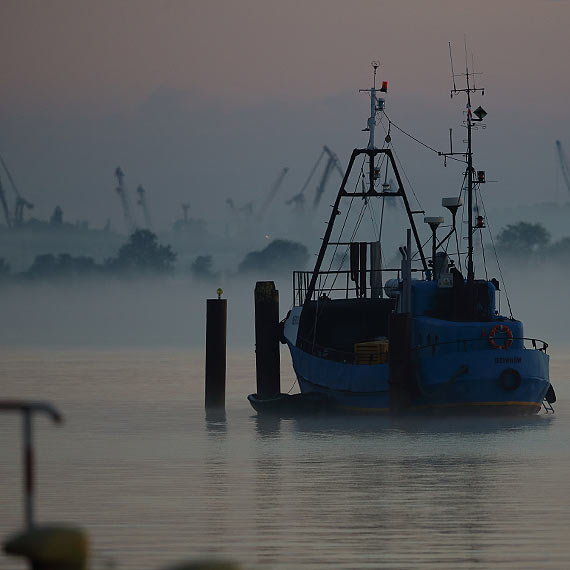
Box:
0;230;309;282
496;221;570;257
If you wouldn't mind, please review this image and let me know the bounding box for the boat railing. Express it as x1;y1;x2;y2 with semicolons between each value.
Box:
412;337;549;356
296;335;548;365
292;268;424;306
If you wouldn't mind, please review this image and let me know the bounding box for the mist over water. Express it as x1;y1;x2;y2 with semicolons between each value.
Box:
1;252;568;349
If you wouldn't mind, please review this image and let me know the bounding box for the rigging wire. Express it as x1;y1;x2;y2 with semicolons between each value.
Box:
380;113;423;210
384;113;465;164
478;191;514;319
319;156;366;295
324;192;369;297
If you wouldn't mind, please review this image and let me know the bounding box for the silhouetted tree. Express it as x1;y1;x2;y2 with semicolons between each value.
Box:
50;206;63;226
26;254;57;278
0;258;10;278
106;229;176;274
238;239;309;274
190;255;219;281
25;253;98;279
548;237;570;257
496;222;550;253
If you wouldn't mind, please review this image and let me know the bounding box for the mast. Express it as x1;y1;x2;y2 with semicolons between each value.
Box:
359;61;386;152
466;72;474;288
301;64;428;308
359;61;387;199
440;46;486;307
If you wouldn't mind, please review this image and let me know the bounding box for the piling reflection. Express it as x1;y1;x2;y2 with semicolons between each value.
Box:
204;408;227;436
252;413;282;438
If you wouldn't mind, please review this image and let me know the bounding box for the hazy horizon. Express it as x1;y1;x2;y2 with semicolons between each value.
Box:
0;0;569;236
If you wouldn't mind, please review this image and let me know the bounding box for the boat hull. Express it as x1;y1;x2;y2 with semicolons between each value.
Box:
288;342;549;415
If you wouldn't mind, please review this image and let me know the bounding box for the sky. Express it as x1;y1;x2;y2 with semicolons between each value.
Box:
0;0;569;234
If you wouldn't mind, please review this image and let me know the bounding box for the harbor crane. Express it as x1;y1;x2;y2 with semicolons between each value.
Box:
286;146;344;213
257;167;289;220
14;197;34;226
314;146;344;209
136;185;152;230
114;167;135;234
0;175;12;228
0;152;34;227
182;203;190;223
555;140;570;196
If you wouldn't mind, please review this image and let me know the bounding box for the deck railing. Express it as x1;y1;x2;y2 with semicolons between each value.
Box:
412;336;548;356
295;335;548;365
293;268;425;306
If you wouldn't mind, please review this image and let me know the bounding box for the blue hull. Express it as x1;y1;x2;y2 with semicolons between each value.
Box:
288;342;549;414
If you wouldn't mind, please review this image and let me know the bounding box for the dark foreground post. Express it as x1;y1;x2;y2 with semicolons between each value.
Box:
254;281;281;399
205;291;227;408
0;401;63;529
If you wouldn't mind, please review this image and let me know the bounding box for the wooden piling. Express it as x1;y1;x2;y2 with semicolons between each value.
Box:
205;297;227;408
388;313;413;412
254;281;281;399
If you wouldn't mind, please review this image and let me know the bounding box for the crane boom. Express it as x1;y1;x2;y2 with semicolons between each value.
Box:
258;167;289;219
555;140;570;195
0;152;34;226
115;166;135;234
313;146;345;210
0;175;12;228
136;185;152;229
115;166;136;234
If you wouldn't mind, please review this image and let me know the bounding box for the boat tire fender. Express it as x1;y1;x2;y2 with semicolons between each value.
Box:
489;324;513;350
499;368;521;391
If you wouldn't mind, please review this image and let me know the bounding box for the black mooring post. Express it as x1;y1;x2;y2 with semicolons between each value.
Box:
254;281;281;399
205;294;227;408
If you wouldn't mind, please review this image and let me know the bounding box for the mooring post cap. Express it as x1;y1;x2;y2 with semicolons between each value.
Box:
3;525;89;569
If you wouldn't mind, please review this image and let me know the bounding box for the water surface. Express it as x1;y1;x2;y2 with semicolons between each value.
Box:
1;347;569;569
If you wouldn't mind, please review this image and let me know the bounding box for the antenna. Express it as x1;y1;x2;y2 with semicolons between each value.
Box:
372;60;379;89
441;42;488;312
359;61;387;150
448;42;457;93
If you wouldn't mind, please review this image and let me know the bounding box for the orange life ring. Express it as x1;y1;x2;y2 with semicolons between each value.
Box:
489;324;513;350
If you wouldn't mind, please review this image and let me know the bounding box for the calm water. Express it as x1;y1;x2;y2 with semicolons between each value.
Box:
1;347;570;569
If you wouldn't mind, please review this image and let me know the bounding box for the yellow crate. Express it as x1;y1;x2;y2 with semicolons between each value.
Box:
354;340;389;365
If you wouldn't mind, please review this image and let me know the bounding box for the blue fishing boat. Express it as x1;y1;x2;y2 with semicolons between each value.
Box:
280;61;555;415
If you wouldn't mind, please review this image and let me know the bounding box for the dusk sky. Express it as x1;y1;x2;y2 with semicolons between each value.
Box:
1;0;569;233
